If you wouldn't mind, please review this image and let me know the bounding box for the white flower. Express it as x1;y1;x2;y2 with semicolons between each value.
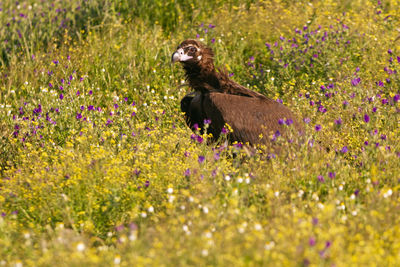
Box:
76;242;85;252
129;233;137;241
264;241;275;250
224;175;231;181
274;191;280;197
254;223;262;231
203;206;209;214
383;189;393;198
148;206;154;213
167;188;173;194
114;256;121;265
201;249;208;256
168;195;175;203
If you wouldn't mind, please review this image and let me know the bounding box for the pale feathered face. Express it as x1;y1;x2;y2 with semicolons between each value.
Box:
171;40;203;64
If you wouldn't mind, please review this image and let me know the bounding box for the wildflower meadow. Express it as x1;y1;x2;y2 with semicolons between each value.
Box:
1;0;400;266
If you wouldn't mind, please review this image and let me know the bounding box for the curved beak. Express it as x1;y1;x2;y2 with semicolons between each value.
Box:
171;51;180;63
171;48;193;63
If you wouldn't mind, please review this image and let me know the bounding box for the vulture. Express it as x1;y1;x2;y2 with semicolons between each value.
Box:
172;39;303;149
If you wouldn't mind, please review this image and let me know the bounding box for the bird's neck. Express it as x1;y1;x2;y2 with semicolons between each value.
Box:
183;61;219;93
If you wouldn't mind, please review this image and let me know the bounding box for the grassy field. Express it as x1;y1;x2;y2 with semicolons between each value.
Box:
1;0;400;266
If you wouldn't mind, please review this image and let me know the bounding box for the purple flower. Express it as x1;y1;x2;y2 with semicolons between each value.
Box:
184;168;191;177
211;38;215;43
88;105;94;111
318;175;325;182
351;77;361;86
329;172;336;179
393;95;400;103
363;114;370;123
278;118;285;125
80;105;85;111
372;107;377;112
221;127;228;134
204;119;211;125
115;224;124;232
341;146;348;153
233;143;243;148
334;118;342;125
89;90;93;95
214;153;220;161
315;124;322;131
303;117;311;124
196;135;204;143
380;134;387;140
285;118;293;125
309;237;316;246
114;104;119;109
59;93;64;100
76;113;82;120
364;141;369;146
388;49;393;54
76;90;80;96
49;82;53;88
198;155;205;164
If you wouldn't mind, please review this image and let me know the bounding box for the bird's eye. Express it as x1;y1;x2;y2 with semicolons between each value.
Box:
189;46;197;52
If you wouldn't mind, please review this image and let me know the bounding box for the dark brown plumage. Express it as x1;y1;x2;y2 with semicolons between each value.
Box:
172;39;303;147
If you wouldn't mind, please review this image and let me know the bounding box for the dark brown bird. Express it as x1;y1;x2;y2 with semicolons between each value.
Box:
172;39;303;148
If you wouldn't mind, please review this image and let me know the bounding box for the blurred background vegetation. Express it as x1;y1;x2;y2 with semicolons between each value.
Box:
1;0;400;266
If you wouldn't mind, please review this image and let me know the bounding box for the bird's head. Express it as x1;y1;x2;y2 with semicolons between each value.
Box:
171;39;213;66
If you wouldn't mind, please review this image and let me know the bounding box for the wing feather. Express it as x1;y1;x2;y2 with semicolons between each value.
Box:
203;92;303;145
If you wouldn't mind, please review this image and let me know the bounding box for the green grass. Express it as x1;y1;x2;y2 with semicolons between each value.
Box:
1;0;400;266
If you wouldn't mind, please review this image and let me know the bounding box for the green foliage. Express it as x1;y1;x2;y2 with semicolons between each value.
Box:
1;0;400;266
